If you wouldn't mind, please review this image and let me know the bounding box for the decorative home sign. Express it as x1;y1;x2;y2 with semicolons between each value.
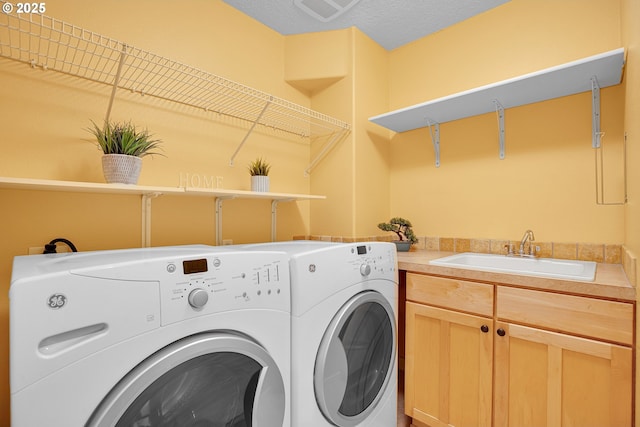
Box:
179;173;224;189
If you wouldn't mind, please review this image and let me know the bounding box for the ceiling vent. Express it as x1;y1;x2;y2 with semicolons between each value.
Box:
294;0;361;22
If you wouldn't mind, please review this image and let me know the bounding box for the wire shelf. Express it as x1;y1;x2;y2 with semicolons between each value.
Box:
0;4;351;169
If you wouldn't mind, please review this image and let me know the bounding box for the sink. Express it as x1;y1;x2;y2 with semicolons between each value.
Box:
429;252;596;281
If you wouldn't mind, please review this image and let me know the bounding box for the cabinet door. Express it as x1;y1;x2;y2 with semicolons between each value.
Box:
405;302;493;427
494;322;632;427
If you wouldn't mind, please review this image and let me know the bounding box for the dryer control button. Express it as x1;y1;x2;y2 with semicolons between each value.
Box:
188;288;209;309
360;263;371;276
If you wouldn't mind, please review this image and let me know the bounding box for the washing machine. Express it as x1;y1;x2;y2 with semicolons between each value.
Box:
9;245;291;427
243;241;398;427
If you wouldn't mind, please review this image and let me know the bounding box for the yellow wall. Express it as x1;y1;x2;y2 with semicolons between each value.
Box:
285;29;357;237
353;30;391;237
620;0;640;423
0;0;325;422
284;31;349;94
622;0;640;272
287;28;391;238
0;0;635;424
386;0;626;245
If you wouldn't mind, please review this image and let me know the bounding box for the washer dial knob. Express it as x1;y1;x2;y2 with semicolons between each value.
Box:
188;288;209;309
360;263;371;276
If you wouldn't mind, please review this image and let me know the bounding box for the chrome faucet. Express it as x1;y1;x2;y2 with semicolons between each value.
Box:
518;229;536;256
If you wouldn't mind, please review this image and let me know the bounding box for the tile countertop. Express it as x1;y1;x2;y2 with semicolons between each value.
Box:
397;250;636;302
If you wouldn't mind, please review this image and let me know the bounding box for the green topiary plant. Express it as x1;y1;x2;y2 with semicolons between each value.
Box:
378;217;418;244
248;157;271;176
88;120;163;157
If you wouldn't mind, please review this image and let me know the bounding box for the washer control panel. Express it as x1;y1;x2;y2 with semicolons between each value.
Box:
187;288;209;309
359;263;372;276
160;252;289;325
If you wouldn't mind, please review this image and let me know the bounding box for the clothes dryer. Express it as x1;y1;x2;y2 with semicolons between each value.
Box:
243;241;398;427
10;245;290;427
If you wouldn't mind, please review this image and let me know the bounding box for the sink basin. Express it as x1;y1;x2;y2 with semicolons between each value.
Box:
429;252;596;281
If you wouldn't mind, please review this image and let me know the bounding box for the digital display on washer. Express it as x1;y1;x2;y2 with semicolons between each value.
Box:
183;258;208;274
357;245;367;255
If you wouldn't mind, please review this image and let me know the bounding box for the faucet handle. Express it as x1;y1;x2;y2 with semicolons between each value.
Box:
529;243;540;256
504;243;515;255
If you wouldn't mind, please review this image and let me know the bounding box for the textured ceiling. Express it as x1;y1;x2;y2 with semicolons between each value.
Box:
222;0;510;51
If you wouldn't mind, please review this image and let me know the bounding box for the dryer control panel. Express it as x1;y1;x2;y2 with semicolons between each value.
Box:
289;242;397;286
160;252;289;325
286;241;398;316
346;243;398;282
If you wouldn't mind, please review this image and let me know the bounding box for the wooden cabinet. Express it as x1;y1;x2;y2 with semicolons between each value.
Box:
404;272;634;427
494;287;633;427
494;322;632;427
405;301;493;427
496;286;634;345
405;274;494;427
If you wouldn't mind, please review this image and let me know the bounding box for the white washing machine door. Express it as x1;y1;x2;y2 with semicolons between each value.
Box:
86;332;285;427
314;290;396;426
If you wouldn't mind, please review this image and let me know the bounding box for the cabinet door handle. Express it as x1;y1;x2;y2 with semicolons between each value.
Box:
480;325;489;333
497;328;506;337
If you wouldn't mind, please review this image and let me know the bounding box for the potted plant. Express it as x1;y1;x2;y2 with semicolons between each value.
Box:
378;217;418;251
88;120;163;184
248;157;271;192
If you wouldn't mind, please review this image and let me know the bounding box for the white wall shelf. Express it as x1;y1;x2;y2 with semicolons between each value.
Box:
0;5;351;174
0;176;184;196
0;177;325;247
184;187;325;245
369;48;625;166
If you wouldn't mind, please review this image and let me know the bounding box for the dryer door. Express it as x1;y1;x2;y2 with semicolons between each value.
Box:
86;332;285;427
314;290;396;426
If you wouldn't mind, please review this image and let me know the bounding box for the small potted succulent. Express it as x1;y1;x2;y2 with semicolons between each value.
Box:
88;120;163;184
378;217;418;251
248;157;271;192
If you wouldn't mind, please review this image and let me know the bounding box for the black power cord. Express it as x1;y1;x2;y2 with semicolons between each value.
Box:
43;238;78;254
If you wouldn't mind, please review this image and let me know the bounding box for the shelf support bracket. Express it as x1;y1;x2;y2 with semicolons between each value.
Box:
271;199;294;241
141;192;161;247
304;129;348;176
215;196;236;246
591;77;602;149
494;100;505;159
105;44;128;124
426;119;440;167
229;98;272;166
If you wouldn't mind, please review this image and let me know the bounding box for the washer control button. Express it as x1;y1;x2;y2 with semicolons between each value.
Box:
188;288;209;309
360;263;371;276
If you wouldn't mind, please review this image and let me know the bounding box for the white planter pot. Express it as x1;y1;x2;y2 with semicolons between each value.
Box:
251;175;270;192
102;154;142;185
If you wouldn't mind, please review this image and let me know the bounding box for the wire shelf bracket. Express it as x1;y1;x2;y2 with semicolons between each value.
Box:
105;44;127;124
0;6;351;174
229;98;272;166
304;129;349;176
